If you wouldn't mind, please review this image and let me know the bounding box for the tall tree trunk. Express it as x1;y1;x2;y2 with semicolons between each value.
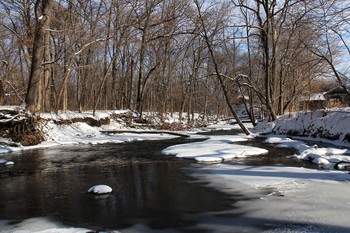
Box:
0;80;4;105
77;62;82;113
262;29;276;120
194;0;250;135
42;26;51;112
55;60;72;112
128;58;134;110
137;33;146;114
245;14;257;126
26;0;52;113
255;1;277;121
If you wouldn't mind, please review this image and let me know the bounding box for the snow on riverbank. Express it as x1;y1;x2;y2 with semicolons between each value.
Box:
248;109;350;168
0;110;198;154
266;108;350;144
264;136;350;168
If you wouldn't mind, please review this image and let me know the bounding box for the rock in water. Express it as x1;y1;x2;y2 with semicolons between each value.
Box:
88;185;113;194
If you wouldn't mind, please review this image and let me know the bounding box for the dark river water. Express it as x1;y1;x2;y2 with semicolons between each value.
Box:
0;132;314;232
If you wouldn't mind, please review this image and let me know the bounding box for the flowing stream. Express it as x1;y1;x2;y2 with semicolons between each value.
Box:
0;132;315;232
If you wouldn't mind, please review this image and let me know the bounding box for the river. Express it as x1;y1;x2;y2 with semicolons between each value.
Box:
0;132;316;232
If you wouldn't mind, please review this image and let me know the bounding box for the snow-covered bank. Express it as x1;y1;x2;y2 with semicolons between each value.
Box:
248;108;350;168
264;136;350;169
268;108;350;144
0;109;200;154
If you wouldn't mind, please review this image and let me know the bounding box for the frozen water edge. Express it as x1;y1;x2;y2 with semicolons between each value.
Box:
161;129;350;232
0;217;116;233
189;163;350;232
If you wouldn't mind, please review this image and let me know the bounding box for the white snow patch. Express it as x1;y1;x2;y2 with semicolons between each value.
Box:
264;136;350;168
0;217;103;233
250;121;276;134
162;135;268;162
5;161;14;165
87;184;113;194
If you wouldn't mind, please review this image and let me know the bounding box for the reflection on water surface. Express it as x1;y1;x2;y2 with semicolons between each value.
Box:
0;133;316;232
0;139;236;231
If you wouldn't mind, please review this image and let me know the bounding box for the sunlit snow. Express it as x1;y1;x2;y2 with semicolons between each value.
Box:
0;217;103;233
264;136;350;168
162;135;268;162
87;184;113;194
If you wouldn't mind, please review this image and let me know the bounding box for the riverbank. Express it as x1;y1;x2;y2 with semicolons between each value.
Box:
0;107;349;158
259;108;350;145
0;108;206;155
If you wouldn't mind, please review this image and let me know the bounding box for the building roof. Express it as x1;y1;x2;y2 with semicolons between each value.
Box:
324;86;349;96
300;92;326;101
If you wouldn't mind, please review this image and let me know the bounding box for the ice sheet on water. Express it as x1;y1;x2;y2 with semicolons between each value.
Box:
190;163;350;232
162;135;268;162
0;217;96;233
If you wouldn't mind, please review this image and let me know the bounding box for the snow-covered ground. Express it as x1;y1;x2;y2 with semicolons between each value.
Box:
1;108;350;232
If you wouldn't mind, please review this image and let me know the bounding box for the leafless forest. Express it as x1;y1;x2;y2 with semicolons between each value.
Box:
0;0;349;121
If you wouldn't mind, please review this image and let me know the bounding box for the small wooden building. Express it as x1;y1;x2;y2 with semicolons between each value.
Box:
299;86;350;110
324;86;350;108
299;92;327;110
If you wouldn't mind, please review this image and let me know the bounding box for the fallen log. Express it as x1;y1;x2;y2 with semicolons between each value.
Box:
100;129;190;138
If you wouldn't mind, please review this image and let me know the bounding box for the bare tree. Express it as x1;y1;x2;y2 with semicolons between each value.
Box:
26;0;52;112
302;0;350;98
194;0;250;134
0;0;348;119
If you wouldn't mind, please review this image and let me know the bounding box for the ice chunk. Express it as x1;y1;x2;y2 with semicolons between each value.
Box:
5;161;14;166
87;185;112;194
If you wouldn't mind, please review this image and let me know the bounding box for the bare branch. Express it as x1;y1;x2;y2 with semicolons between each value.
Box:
74;37;112;56
6;81;24;103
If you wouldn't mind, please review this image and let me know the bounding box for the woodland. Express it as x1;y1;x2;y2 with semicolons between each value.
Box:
0;0;349;125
